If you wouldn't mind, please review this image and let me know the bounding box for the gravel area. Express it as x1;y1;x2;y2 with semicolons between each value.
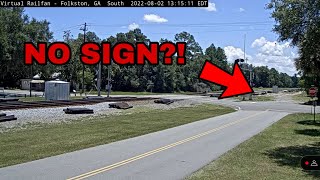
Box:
0;102;120;129
134;99;202;110
0;98;204;130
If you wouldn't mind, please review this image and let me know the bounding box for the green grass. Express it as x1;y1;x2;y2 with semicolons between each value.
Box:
293;91;318;103
253;87;272;91
87;91;163;96
253;95;275;101
0;104;234;168
187;113;320;180
86;91;198;96
21;96;83;102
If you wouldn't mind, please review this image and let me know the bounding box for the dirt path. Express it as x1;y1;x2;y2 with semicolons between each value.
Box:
272;92;301;103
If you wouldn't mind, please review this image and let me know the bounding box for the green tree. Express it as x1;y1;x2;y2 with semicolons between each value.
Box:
267;0;320;98
205;44;228;70
253;66;270;87
174;32;203;92
291;74;299;88
268;68;280;87
77;68;94;91
279;72;293;88
0;8;53;87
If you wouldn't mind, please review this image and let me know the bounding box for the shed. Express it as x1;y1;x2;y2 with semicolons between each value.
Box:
31;80;45;91
21;79;31;90
45;80;70;100
21;79;45;91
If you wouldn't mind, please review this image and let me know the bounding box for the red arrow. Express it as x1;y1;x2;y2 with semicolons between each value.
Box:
199;61;254;99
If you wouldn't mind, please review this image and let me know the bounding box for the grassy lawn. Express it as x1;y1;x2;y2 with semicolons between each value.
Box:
293;91;317;103
20;96;83;102
87;91;163;96
187;113;320;180
253;87;272;91
252;95;275;101
252;96;275;101
87;91;198;96
0;104;234;168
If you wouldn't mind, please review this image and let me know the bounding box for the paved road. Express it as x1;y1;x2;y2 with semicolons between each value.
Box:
0;94;318;180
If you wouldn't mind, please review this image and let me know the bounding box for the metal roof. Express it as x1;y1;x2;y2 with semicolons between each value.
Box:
46;80;69;84
31;80;45;83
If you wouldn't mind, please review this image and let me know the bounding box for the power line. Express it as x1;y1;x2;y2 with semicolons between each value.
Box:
50;20;274;33
52;24;83;32
136;28;272;35
50;22;274;46
50;21;273;36
97;28;272;39
90;24;271;28
87;21;273;27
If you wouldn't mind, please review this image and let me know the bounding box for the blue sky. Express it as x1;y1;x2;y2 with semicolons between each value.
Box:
25;0;298;75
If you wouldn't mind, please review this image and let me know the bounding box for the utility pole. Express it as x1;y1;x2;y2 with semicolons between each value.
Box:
97;61;102;96
243;34;253;100
29;65;33;97
242;34;247;101
107;61;112;98
80;23;88;96
249;62;253;100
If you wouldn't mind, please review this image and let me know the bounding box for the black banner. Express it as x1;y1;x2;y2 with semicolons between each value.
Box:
301;156;320;171
0;0;209;7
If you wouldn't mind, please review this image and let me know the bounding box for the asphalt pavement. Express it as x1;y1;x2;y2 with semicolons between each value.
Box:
0;93;318;180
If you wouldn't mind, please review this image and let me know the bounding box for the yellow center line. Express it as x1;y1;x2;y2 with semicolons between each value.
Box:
67;111;267;180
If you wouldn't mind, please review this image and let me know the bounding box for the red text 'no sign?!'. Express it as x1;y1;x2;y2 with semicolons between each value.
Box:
24;42;187;66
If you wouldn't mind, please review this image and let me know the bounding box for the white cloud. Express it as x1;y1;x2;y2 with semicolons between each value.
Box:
200;2;217;12
239;8;245;12
224;37;298;76
128;23;139;30
252;37;290;56
251;37;297;75
143;14;168;23
224;46;252;63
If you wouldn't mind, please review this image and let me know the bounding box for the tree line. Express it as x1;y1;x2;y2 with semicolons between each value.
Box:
251;66;299;88
0;7;300;93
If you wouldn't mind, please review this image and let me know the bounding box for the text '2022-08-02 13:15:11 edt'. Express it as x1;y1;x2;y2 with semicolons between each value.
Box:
0;0;209;7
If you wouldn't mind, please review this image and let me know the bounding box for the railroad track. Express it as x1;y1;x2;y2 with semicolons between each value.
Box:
0;97;159;111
